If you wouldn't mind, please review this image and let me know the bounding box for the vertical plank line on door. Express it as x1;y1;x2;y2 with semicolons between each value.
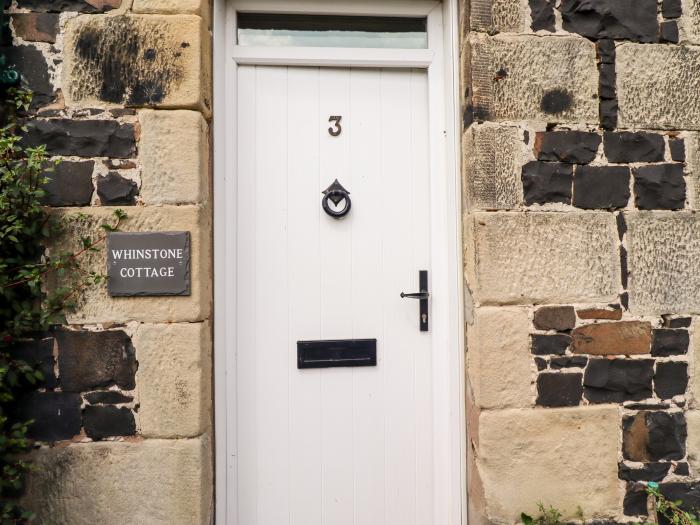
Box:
317;66;324;525
409;68;418;522
285;65;292;525
349;67;357;525
379;67;388;525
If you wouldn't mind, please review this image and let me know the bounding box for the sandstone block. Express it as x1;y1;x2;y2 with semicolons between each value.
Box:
53;206;211;324
617;44;700;129
24;437;212;525
577;307;622;320
133;0;208;19
133;322;211;438
686;410;700;472
138;110;210;205
467;307;532;409
64;15;210;114
469;34;598;124
626;212;700;315
468;212;619;304
533;305;576;331
477;406;620;522
571;321;651;355
469;0;528;34
11;13;59;43
463;123;522;210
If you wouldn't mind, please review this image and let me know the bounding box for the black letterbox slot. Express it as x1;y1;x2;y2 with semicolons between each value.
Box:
297;339;377;369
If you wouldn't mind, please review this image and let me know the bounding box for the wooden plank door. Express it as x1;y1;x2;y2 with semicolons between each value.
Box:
236;65;433;525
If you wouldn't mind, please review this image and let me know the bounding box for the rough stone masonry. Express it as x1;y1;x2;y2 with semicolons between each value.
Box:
4;0;212;522
9;0;700;521
463;0;700;522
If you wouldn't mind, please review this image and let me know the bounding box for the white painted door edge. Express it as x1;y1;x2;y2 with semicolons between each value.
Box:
212;1;465;523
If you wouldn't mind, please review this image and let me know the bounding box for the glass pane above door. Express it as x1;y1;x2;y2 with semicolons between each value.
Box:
237;13;428;49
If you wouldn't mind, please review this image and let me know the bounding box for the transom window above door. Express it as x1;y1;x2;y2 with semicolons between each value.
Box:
236;13;428;48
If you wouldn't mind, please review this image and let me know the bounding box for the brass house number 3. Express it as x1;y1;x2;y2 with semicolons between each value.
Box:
328;115;342;136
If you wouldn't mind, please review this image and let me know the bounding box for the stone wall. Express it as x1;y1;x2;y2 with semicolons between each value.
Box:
4;0;212;523
462;0;700;522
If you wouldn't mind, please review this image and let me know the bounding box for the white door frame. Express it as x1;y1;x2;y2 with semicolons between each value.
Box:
212;1;465;523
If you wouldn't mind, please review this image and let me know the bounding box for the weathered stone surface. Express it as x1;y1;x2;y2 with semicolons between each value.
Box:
624;483;648;516
522;161;573;205
584;358;654;403
84;390;133;404
463;123;522;210
133;322;212;437
633;164;686;211
2;45;55;108
560;0;659;42
652;329;690;356
664;0;682;18
623;411;686;461
42;160;95;207
675;463;690;476
600;98;618;130
618;462;670;482
626;213;700;314
17;0;120;12
138;110;209;204
686;411;700;472
604;132;665;163
550;356;588;369
533;306;576;331
661;21;680;43
53;206;211;324
96;172;138;205
64;15;210;113
535;131;601;164
13;337;56;388
469;34;598;124
468;212;619;304
670;138;686;162
23;437;213;525
571;321;651;355
536;373;582;407
598;62;616;100
133;0;207;18
11;13;59;43
477;406;619;521
667;317;692;328
57;330;136;392
83;405;136;440
535;357;548;370
529;0;555;31
23;119;136;158
655;361;688;399
617;44;700;129
573;165;630;210
531;334;571;355
17;392;82;442
577;307;622;320
597;39;616;63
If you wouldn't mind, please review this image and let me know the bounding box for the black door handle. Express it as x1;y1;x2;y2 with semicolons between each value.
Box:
400;270;429;332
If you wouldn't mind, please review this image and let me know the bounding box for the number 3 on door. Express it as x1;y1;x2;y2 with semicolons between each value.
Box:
328;115;342;136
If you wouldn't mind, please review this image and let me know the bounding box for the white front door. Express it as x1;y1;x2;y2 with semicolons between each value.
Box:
236;65;433;525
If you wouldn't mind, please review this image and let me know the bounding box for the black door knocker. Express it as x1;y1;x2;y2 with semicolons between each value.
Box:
322;179;352;219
